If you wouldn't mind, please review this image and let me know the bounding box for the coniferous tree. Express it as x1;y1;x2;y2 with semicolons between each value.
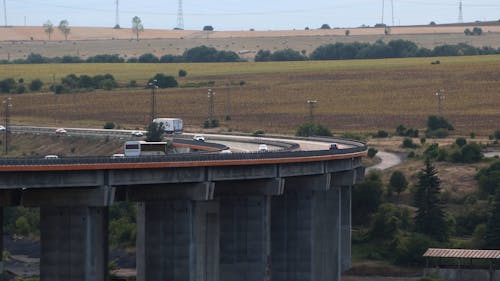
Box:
485;187;500;248
145;122;164;142
413;158;449;241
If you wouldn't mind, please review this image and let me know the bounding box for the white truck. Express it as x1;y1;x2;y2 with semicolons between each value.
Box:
152;118;183;134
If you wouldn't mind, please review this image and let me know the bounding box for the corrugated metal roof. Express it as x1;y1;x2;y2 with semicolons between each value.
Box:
423;248;500;259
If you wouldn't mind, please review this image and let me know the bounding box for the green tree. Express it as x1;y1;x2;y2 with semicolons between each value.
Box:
352;170;384;225
295;123;332;137
58;20;71;40
476;160;500;195
150;73;178;88
389;170;408;203
413;158;449;242
320;24;331;29
131;16;144;41
202;25;214;31
145;122;164;142
43;20;54;40
29;79;43;91
485;187;500;248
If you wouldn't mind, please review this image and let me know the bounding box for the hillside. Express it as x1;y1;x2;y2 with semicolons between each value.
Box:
1;24;500;61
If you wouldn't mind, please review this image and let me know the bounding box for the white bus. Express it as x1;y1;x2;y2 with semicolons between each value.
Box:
124;141;168;157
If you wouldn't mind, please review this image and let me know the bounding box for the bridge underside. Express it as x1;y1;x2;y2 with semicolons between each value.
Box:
0;159;364;281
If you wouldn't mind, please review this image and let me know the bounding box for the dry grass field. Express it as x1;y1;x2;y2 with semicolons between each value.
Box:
1;55;499;135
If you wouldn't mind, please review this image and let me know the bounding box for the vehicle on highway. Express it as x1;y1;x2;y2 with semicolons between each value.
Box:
193;135;205;142
152;118;183;134
131;131;144;137
258;144;269;152
55;128;67;135
220;149;232;154
111;153;125;159
124;141;168;157
44;155;59;159
329;143;339;150
0;125;5;131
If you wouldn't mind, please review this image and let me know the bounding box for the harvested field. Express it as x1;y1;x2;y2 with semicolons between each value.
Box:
2;56;500;135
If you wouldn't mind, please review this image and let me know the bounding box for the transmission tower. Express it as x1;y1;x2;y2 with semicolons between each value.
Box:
391;0;395;26
3;0;7;27
176;0;184;30
458;0;463;23
381;0;385;24
115;0;120;28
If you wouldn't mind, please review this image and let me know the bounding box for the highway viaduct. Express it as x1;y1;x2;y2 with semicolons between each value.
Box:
0;137;366;281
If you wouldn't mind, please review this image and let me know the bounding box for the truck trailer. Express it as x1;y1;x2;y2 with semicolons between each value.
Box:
152;118;183;134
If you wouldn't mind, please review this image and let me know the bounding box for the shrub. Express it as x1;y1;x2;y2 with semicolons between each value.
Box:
150;73;178;88
0;78;16;93
16;85;26;94
367;147;378;158
129;80;137;87
402;138;417;149
253;130;265;136
320;24;331;29
426;128;450;138
455;137;467;147
178;69;187;77
103;122;115;129
295;123;332;137
29;79;43;91
393;233;438;266
494;130;500;140
374;130;389;138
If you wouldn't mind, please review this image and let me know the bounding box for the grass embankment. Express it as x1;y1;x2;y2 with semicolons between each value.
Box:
1;55;499;135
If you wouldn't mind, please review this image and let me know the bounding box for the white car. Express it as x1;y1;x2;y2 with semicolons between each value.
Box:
55;128;67;135
111;153;125;159
258;144;269;152
193;135;205;141
44;155;59;159
0;125;5;131
131;131;144;137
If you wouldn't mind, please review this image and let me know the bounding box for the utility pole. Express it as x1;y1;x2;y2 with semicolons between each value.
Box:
115;0;120;28
307;99;317;123
436;89;445;116
3;97;12;155
225;83;231;121
208;88;215;123
148;80;158;122
3;0;7;27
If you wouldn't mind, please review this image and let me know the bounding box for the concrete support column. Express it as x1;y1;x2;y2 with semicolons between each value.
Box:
0;207;3;281
271;182;341;281
40;206;108;281
219;195;271;281
340;186;352;272
136;200;219;281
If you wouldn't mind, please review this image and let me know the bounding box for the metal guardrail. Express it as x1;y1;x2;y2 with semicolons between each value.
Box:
0;145;367;166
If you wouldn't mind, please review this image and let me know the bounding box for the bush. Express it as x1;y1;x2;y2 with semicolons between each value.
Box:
103;122;115;129
253;130;265;136
320;24;331;29
150;73;178;88
455;137;467;147
393;233;439;266
29;79;43;91
476;160;500;195
178;69;187;77
202;25;214;31
374;130;389;138
402;138;417;149
426;128;450;138
295;123;332;137
0;78;16;93
494;130;500;140
367;147;378;158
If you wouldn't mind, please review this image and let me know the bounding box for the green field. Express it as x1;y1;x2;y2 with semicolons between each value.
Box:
3;55;500;135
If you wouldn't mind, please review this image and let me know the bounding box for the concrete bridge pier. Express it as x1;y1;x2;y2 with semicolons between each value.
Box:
129;182;219;281
271;174;343;281
340;186;352;272
0;207;3;281
216;178;284;281
40;206;109;281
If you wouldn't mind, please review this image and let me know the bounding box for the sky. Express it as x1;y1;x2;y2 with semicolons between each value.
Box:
3;0;500;31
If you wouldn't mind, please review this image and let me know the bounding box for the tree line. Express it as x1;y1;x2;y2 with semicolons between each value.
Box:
0;46;241;65
257;40;500;61
2;40;500;65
